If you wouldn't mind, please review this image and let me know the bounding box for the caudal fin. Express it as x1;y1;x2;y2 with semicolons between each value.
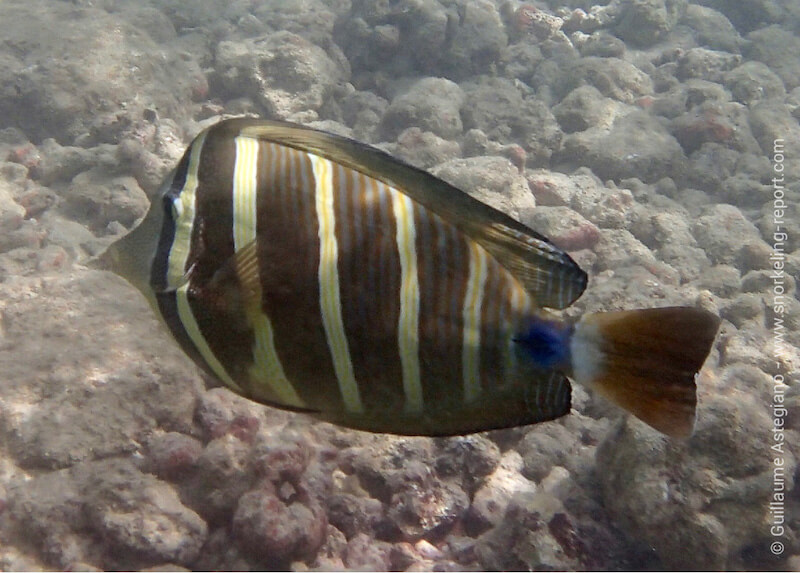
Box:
569;307;720;438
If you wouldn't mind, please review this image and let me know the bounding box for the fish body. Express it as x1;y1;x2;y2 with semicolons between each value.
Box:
102;118;720;437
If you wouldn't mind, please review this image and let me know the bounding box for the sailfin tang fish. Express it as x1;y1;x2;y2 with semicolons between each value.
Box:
99;118;720;438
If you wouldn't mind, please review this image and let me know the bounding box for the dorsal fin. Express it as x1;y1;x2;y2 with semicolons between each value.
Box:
219;118;587;309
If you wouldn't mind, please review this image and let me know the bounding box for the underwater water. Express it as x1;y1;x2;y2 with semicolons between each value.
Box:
0;0;798;570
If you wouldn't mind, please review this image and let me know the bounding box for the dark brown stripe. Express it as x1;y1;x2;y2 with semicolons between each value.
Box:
186;126;256;387
253;146;342;410
417;208;468;410
335;172;404;411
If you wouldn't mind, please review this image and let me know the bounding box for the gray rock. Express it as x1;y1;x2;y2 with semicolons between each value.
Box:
384;128;461;170
524;206;601;252
343;532;392;570
5;466;90;569
596;399;790;570
560;2;624;34
553;86;627;133
649;80;722;120
681;4;742;52
232;484;327;565
252;0;340;46
526;167;605;210
434;434;501;495
693;264;742;298
473;467;626;570
0;179;27;240
720;292;765;328
60;170;149;233
506;4;564;42
526;169;581;207
462;77;562;166
562;57;654;104
190;435;256;521
327;492;384;539
431;156;535;221
681;142;739;192
40;214;105;261
380;77;465;140
147;432;204;481
340;438;469;541
386;460;469;540
742;267;797;296
676;48;742;82
572;183;636;230
116;118;188;194
748;100;800;162
724;61;786;105
115;5;178;44
334;0;447;81
635;209;696;249
0;1;197;144
308;525;348;570
466;451;535;535
8;460;208;569
700;0;799;34
502;42;545;85
438;0;508;79
339;89;388;141
251;434;313;485
343;438;436;502
33;139;107;186
716;174;775;212
746;25;800;90
335;0;506;82
83;460;208;568
577;31;626;58
692;204;768;265
193;528;251;571
517;425;574;483
615;0;687;47
719;326;776;373
557;111;685;183
0;271;201;470
196;386;289;441
215;31;348;118
671;109;737;155
788;86;800;121
658;243;711;282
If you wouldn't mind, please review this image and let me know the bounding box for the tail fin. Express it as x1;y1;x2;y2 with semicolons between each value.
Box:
569;307;720;438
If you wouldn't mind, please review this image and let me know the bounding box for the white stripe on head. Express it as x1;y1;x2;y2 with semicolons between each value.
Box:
167;129;243;392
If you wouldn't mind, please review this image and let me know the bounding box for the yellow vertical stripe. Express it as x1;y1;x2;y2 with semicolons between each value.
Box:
166;132;206;290
232;136;303;407
166;131;243;393
311;155;364;414
391;190;423;414
462;241;488;402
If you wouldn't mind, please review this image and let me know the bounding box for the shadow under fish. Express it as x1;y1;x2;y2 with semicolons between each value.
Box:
96;117;720;438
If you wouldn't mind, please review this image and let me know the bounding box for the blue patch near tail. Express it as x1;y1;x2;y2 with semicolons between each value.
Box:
514;319;572;369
